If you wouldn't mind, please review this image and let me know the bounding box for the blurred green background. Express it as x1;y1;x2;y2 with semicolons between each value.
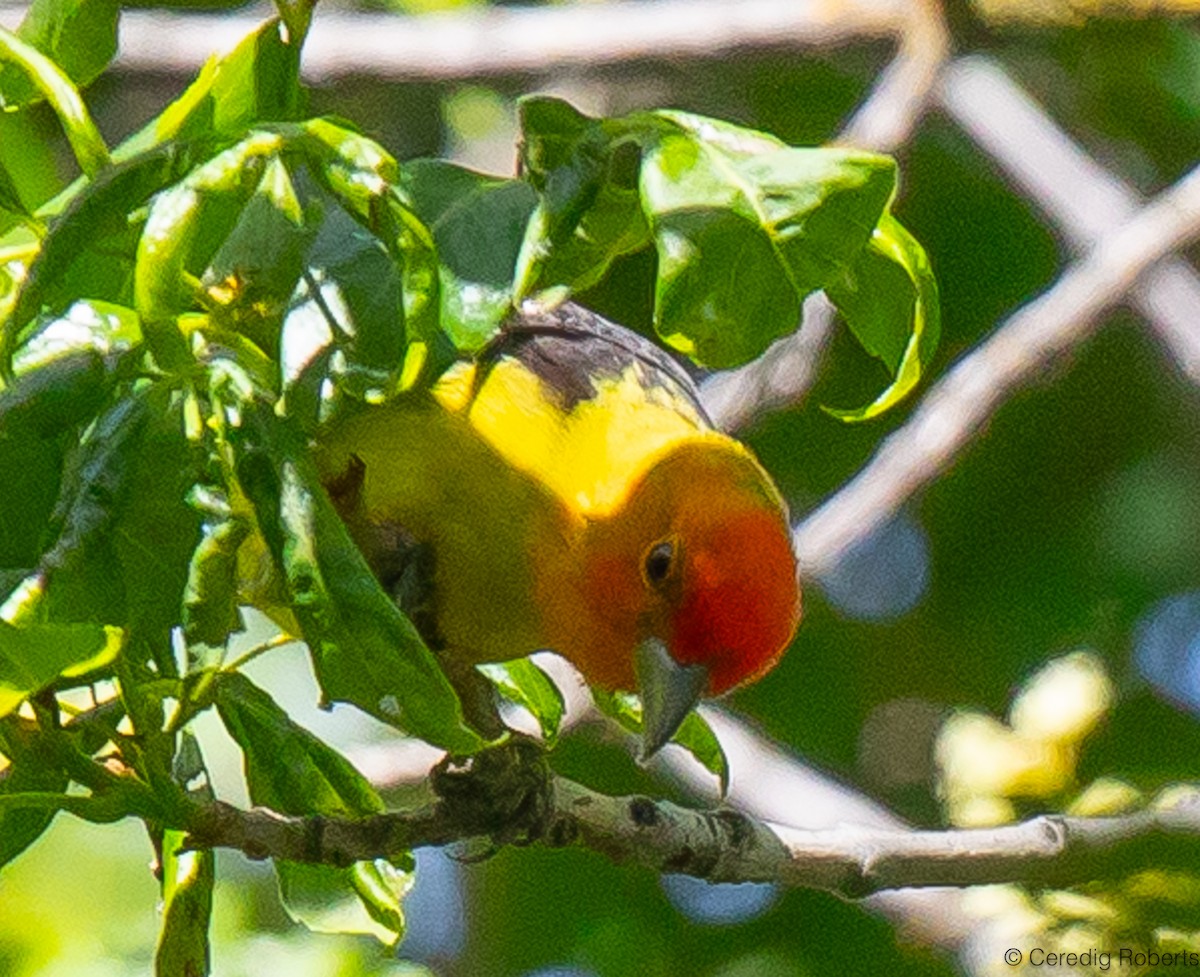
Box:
4;1;1200;975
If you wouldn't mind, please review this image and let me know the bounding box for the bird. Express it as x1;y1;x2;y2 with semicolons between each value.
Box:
314;302;801;756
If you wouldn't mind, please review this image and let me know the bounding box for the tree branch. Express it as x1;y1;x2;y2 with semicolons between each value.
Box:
792;159;1200;578
0;0;910;82
180;738;1200;897
938;55;1200;386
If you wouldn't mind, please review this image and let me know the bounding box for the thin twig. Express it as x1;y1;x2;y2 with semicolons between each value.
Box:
793;161;1200;578
938;55;1200;386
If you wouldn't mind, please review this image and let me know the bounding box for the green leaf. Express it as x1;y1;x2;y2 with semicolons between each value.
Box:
155;731;214;977
400;159;536;351
0;112;61;214
0;621;122;716
300;119;442;378
477;658;565;746
183;516;250;649
276;858;413;949
215;672;411;947
0;722;69;866
824;211;941;421
114;19;301;162
0;0;119;107
156;830;214;975
640;126;895;367
0;348;114;439
282;205;404;400
109;393;206;646
512;98;936;397
135;132;286;335
217;672;383;816
643;205;799;368
3;145;198;370
29;382;203;663
591;688;642;735
201;153;317;360
36;391;154;624
0;435;63;572
517;96;596;185
0;26;110;178
514;97;651;306
670;711;730;797
591;689;729;794
223;389;482;753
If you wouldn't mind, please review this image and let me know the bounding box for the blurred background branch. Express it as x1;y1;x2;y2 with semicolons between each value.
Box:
1;0;910;81
794;153;1200;578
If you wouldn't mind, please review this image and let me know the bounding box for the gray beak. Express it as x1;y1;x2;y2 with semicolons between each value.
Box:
636;636;709;760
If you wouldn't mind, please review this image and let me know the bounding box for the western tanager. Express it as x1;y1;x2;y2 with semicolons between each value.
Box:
315;303;801;755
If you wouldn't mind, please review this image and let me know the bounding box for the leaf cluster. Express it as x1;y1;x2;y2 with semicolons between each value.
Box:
0;0;938;964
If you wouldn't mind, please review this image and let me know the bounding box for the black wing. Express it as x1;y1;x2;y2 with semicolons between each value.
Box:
476;302;710;423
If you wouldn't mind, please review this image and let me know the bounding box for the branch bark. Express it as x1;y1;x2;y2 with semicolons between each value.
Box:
182;739;1200;897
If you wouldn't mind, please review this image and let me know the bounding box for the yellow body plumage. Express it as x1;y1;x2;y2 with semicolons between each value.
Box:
313;304;801;723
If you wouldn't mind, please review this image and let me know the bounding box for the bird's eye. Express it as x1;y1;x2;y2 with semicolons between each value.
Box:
643;540;675;586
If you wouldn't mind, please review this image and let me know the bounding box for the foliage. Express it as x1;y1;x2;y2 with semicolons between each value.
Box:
0;0;937;972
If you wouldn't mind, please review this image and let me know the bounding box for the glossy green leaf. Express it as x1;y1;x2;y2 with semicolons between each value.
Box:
824;211;941;421
0;438;62;572
224;391;482;753
513;98;937;401
477;658;565;746
514;97;651;306
201;154;317;360
517;96;596;186
0;26;110;177
515;154;650;306
3;146;197;371
155;731;214;977
400;159;536;351
591;689;729;793
11;299;141;378
670;711;730;797
217;672;383;815
183;517;250;649
216;672;411;947
643;205;799;368
640;127;895;367
135;132;285;332
109;394;206;646
0;621;122;716
0;112;60;214
271;0;316;49
300;119;441;370
0;161;30;222
282;205;404;400
0;0;119;108
37;391;153;624
31;382;203;655
115;19;300;162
